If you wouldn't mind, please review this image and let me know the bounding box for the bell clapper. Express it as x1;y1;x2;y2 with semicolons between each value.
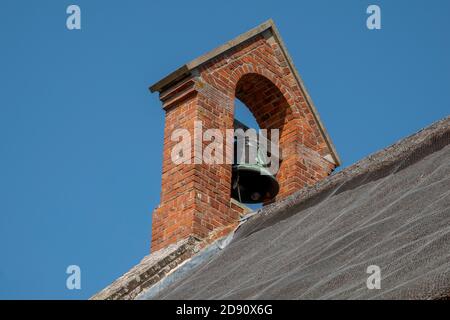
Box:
236;173;242;203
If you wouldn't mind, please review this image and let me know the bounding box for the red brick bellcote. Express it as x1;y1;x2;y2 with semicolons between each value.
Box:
149;19;340;252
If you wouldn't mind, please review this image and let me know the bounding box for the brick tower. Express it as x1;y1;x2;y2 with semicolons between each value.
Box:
149;20;340;251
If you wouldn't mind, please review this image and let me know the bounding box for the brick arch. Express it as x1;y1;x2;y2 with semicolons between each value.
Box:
234;72;291;132
204;61;309;148
228;65;302;116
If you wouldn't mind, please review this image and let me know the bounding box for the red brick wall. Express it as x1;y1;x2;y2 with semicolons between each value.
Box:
151;32;336;252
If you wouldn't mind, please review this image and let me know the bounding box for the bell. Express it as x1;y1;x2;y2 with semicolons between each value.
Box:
231;120;280;204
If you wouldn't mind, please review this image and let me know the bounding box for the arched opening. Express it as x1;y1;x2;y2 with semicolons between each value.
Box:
231;73;292;209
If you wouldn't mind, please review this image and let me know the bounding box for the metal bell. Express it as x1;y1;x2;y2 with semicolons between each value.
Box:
231;120;279;203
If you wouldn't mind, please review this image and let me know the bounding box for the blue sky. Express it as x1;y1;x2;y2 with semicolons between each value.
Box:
0;0;448;299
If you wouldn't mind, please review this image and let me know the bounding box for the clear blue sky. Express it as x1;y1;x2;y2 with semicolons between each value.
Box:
0;0;449;299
